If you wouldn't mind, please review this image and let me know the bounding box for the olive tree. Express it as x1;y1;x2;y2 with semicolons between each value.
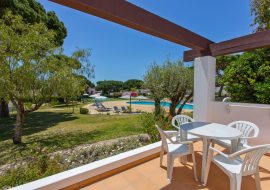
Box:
0;13;93;144
143;63;165;116
161;60;193;116
144;59;193;116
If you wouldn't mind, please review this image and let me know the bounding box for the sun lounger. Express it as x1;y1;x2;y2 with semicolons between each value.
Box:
113;106;122;113
121;106;129;113
96;103;111;112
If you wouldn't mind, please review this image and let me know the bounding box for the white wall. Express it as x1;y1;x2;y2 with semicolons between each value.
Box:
193;56;270;145
193;56;216;121
209;101;270;145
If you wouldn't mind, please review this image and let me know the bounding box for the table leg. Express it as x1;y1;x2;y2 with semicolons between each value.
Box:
231;139;239;153
201;138;210;183
180;128;188;164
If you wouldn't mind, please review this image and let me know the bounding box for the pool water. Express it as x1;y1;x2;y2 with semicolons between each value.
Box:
127;101;193;110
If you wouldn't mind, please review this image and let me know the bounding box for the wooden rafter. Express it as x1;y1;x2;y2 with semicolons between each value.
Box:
184;30;270;61
49;0;270;62
49;0;213;50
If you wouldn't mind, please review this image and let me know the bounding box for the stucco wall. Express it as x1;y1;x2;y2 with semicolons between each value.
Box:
209;101;270;145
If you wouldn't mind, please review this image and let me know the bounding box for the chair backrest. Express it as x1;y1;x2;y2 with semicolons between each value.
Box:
228;121;259;145
172;115;194;130
155;125;169;151
222;97;231;102
238;144;270;175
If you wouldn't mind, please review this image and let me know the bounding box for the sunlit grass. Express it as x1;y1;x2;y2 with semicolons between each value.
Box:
0;105;143;165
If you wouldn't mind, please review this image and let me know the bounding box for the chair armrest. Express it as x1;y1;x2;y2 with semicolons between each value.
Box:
177;140;193;145
209;147;229;158
164;130;178;135
164;130;178;140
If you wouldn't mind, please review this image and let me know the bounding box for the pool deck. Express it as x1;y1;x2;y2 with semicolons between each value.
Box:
85;100;192;115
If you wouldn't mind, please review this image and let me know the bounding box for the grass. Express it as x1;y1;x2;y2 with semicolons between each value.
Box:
0;104;143;166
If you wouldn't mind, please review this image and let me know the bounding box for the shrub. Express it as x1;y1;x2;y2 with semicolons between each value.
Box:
0;150;66;189
139;112;157;142
80;108;89;114
66;136;150;169
139;110;173;143
127;106;132;113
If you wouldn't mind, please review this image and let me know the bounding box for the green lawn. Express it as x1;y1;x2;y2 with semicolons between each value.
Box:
0;105;143;165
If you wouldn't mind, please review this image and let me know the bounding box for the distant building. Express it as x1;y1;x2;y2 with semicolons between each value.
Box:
86;87;96;95
138;89;150;96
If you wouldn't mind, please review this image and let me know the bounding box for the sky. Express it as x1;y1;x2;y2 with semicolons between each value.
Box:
38;0;253;83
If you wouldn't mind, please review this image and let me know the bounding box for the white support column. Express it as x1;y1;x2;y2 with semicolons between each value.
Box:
193;56;216;122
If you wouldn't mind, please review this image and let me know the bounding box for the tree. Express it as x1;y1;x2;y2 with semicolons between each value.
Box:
143;64;165;116
221;48;270;103
161;60;193;116
251;0;270;31
0;0;67;118
96;80;123;95
221;1;270;103
48;49;94;111
123;79;143;90
216;55;239;97
0;13;93;144
0;0;67;46
144;59;194;116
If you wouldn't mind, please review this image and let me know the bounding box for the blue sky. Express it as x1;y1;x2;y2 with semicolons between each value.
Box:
38;0;253;83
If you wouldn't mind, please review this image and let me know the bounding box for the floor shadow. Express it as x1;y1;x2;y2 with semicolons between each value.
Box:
159;150;263;190
0;112;78;141
259;167;270;174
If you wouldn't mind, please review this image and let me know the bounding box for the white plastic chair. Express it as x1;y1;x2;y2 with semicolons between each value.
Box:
204;144;270;190
156;125;198;182
172;115;200;141
222;97;231;102
213;121;259;151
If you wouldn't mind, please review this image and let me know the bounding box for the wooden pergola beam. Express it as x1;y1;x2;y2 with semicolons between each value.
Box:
184;30;270;61
49;0;213;50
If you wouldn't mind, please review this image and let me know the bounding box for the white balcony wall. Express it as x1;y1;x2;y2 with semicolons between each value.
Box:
209;101;270;145
193;56;270;145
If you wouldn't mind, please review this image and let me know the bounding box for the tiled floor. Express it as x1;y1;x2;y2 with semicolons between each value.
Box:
81;142;270;190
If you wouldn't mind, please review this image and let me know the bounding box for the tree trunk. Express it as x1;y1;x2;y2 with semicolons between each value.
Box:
218;85;224;97
13;110;24;144
154;99;161;116
169;100;178;116
0;98;9;118
177;93;193;115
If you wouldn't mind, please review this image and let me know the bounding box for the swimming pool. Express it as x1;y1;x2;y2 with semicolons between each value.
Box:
127;101;193;110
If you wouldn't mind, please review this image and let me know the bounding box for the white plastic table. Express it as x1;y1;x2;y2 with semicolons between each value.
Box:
180;122;242;182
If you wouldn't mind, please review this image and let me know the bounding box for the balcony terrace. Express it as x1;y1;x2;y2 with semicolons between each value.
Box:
9;1;270;189
79;143;270;190
12;142;270;190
